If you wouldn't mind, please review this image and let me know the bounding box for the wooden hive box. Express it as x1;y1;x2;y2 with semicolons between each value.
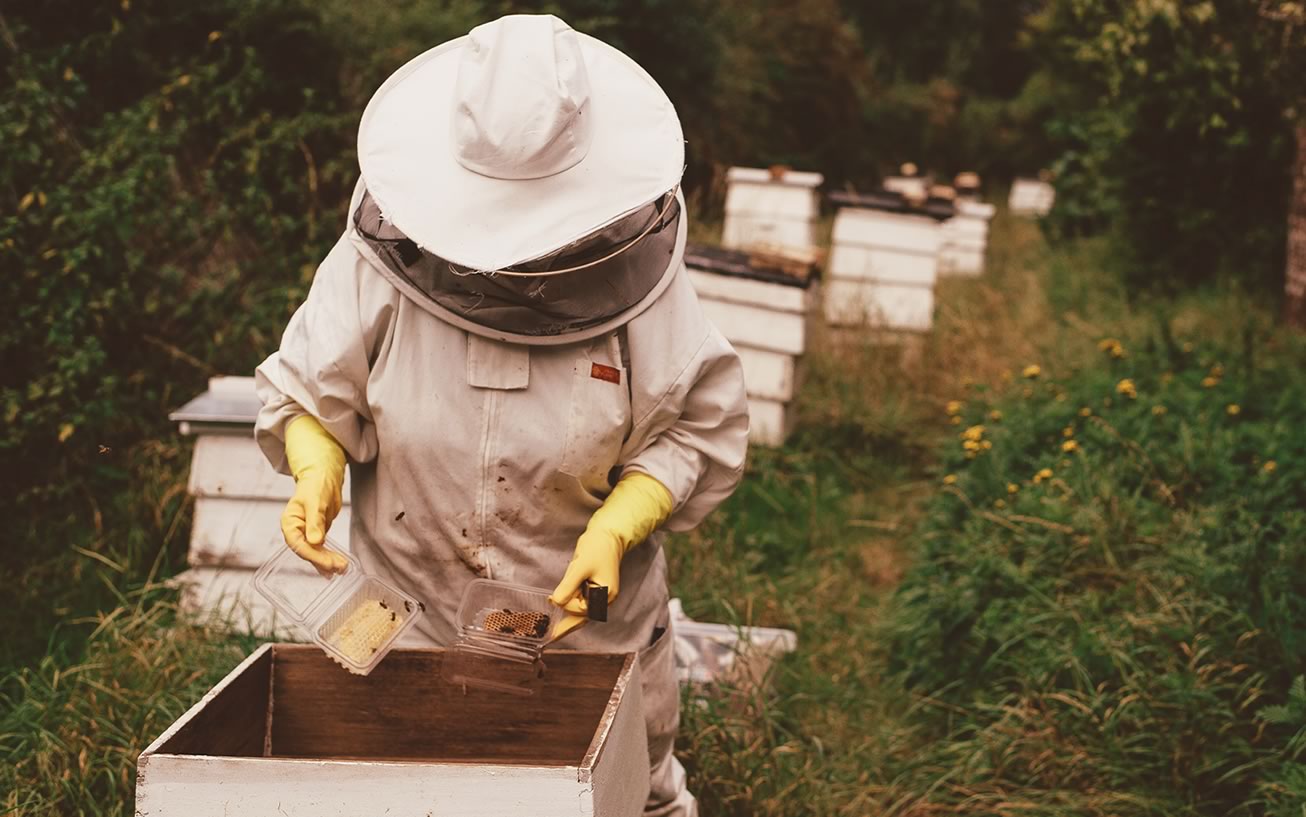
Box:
721;166;824;255
824;190;953;333
685;243;819;447
1008;178;1055;217
169;377;352;633
136;645;649;817
939;199;995;278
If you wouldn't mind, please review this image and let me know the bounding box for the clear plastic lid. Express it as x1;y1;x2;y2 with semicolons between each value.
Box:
455;579;557;642
253;541;424;676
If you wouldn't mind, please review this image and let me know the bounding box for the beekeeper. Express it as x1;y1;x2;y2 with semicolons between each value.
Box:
253;13;748;817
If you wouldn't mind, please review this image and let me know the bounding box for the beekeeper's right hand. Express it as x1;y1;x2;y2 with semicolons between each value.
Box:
281;415;349;575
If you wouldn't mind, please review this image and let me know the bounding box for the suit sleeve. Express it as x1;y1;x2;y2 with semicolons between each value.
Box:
253;233;396;473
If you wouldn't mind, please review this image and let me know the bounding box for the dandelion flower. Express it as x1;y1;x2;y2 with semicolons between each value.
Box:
981;440;993;450
1062;439;1079;453
1033;467;1053;484
963;439;982;452
1022;364;1041;379
1098;338;1126;358
1201;376;1219;388
1062;426;1075;438
1116;379;1137;399
1079;407;1093;417
994;499;1007;509
1151;404;1167;416
989;409;1003;422
961;425;986;442
946;400;963;416
1263;460;1277;474
1007;483;1019;495
1226;404;1241;416
950;416;961;426
943;474;957;485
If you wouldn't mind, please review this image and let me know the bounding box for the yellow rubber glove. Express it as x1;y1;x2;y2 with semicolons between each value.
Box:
549;472;674;642
281;415;349;575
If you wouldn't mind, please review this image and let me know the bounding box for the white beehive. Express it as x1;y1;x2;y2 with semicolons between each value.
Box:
824;191;952;333
939;199;996;278
881;175;930;202
169;376;352;633
135;645;649;817
722;166;823;255
685;244;818;446
1009;177;1055;216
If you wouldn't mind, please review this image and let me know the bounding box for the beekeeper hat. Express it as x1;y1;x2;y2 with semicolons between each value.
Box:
356;13;685;273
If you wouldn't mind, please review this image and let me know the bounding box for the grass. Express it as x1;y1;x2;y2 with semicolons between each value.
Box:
4;207;1304;815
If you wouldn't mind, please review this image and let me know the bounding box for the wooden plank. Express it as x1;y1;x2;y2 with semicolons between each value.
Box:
697;296;807;356
687;269;810;313
268;647;628;766
189;434;352;502
736;345;797;402
823;278;935;332
585;654;650;817
190;496;353;569
828;244;939;287
831;208;942;255
145;644;273;759
746;397;795;447
137;754;585;817
175;566;310;637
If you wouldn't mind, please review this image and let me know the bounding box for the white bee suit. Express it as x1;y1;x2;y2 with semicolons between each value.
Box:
254;178;748;815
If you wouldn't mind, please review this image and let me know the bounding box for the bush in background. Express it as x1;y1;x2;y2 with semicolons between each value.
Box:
883;321;1306;813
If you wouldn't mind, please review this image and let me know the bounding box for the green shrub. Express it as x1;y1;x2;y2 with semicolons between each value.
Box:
883;326;1306;814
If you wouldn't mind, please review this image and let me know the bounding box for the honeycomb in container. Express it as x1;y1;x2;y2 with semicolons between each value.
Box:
483;609;550;639
327;599;404;665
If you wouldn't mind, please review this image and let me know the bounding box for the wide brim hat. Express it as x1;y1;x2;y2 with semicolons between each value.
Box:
357;14;685;273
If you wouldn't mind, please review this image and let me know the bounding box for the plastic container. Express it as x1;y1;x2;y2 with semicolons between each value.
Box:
442;579;558;695
253;541;423;676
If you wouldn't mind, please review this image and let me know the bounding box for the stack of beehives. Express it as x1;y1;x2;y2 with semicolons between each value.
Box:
1009;175;1056;216
169;376;352;634
687;165;824;447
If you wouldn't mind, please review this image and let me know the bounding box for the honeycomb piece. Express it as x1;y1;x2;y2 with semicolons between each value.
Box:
483;609;550;639
328;599;403;666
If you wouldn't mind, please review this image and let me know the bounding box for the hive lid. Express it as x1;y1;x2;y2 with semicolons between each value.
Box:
828;189;955;221
684;243;817;289
169;376;262;429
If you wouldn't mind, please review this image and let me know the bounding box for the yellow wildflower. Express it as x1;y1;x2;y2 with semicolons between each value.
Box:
963;439;982;452
1201;376;1218;388
208;30;222;42
981;440;993;450
1079;407;1093;417
1007;483;1019;495
946;400;963;416
1032;467;1054;484
1022;364;1041;379
1098;338;1126;358
950;416;961;426
943;474;957;485
1062;439;1079;453
1263;460;1277;474
1062;426;1075;438
1151;404;1167;416
961;425;986;442
1116;379;1137;399
1210;362;1224;378
994;499;1007;509
1226;404;1241;416
989;409;1003;422
1055;392;1069;402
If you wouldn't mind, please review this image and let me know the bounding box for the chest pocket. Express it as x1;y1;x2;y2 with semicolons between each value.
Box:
558;333;632;483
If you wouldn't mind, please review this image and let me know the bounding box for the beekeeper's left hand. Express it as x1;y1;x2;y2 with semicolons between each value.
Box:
549;472;673;640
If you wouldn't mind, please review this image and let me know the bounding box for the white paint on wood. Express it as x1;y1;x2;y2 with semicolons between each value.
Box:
735;345;797;402
686;269;809;313
174;566;306;637
831;208;942;256
696;296;807;357
823;278;934;332
746;397;797;447
1009;178;1055;216
722;166;823;254
828;244;939;287
190;496;353;569
188;434;352;502
137;754;590;817
583;655;649;817
881;176;930;202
